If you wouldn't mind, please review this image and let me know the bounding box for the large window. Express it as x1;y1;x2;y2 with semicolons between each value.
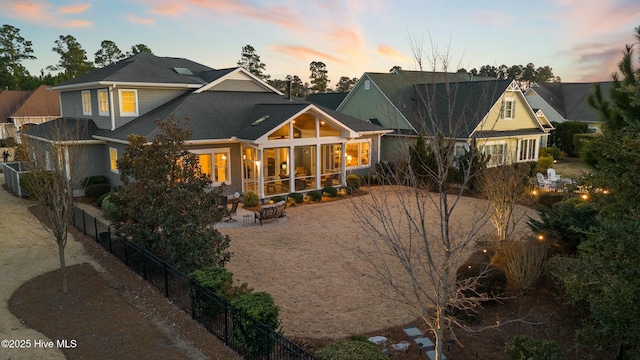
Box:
501;98;515;119
81;91;91;115
345;141;370;168
293;145;316;191
483;142;506;167
98;89;109;116
109;147;118;173
321;144;341;186
518;138;537;162
119;89;138;116
242;147;259;193
263;147;289;195
192;148;230;185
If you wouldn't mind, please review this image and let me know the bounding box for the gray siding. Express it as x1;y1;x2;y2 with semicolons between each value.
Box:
103;142;128;187
213;79;269;92
74;143;105;190
60;91;87;120
114;88;188;128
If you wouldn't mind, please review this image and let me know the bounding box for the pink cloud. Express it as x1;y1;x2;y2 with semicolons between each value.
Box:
58;3;90;14
552;0;640;38
128;13;154;25
150;3;186;17
64;19;93;27
268;45;343;63
376;45;411;63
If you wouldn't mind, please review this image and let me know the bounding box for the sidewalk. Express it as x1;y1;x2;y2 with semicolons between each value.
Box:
0;173;97;360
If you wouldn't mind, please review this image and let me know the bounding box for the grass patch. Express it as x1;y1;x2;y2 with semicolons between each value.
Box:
552;157;592;179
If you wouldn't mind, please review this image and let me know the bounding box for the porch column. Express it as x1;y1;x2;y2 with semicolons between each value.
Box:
340;141;347;186
257;149;264;199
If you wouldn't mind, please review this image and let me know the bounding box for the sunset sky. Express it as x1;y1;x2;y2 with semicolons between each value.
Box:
1;0;639;86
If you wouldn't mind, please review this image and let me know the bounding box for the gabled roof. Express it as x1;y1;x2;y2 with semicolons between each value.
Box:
95;91;387;143
527;82;615;123
0;85;60;122
307;92;349;110
51;52;215;90
407;79;514;138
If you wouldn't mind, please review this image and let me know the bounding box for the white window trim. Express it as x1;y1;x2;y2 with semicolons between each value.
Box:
345;140;372;169
501;97;515;120
109;147;119;174
118;89;139;117
518;138;538;162
81;90;91;116
191;148;231;186
97;89;109;116
482;141;507;167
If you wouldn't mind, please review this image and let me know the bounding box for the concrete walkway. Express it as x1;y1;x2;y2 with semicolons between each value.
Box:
0;173;97;360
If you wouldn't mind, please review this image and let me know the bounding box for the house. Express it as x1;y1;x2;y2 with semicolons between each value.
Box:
336;70;553;166
524;82;614;134
0;85;61;140
307;92;349;110
21;53;388;199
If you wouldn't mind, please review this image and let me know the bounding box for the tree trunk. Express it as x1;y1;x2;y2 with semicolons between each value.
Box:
58;243;68;293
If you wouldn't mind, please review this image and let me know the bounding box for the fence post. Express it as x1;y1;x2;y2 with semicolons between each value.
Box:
224;300;229;346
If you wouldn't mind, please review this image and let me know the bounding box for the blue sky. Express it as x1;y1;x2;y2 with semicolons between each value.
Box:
1;0;639;86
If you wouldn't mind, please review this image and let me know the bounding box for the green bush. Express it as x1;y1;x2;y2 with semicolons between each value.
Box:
322;186;338;197
549;121;588;157
243;191;259;207
189;267;253;320
96;192;110;207
85;183;111;200
456;261;507;297
82;175;109;187
361;175;377;186
101;195;118;219
505;335;563;360
0;137;15;147
231;292;281;356
271;195;286;203
346;174;361;190
307;190;322;201
536;192;565;209
536;156;554;173
19;171;54;198
539;147;565;160
338;186;352;196
288;192;304;203
316;340;387;360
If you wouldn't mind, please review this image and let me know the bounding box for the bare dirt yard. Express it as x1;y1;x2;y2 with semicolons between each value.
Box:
5;182;593;359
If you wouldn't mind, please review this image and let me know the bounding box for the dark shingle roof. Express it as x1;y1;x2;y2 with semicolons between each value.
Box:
22;117;98;141
52;52;215;88
474;129;547;138
307;92;349;110
95;91;387;142
531;82;614;122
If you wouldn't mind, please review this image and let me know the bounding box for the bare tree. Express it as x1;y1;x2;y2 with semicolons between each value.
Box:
348;40;529;359
20;118;87;292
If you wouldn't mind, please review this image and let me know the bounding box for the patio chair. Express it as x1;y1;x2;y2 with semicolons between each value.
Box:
536;172;552;190
547;168;561;183
223;200;238;222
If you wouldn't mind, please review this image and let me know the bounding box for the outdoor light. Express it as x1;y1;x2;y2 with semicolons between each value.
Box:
581;194;588;200
537;234;544;241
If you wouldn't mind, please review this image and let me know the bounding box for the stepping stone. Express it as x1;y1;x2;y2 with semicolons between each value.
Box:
368;336;387;345
415;337;434;350
402;326;423;338
426;349;447;360
391;341;410;352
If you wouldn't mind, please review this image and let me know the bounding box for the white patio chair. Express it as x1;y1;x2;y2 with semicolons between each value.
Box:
536;172;552;190
547;168;561;183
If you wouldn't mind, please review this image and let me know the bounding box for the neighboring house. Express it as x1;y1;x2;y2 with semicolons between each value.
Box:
524;82;614;134
22;53;388;199
336;70;553;166
0;85;61;140
307;92;349;110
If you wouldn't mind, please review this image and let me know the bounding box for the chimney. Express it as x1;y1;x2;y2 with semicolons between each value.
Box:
286;75;292;101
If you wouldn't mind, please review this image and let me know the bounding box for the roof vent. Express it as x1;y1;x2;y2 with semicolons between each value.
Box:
173;67;193;75
251;115;270;126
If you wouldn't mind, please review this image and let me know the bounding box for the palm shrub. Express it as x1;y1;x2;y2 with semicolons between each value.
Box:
316;339;387;360
231;292;281;357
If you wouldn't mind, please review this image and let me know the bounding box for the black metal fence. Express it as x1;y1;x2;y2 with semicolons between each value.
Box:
72;206;317;360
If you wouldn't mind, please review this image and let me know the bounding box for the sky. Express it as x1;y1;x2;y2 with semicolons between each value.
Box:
1;0;640;86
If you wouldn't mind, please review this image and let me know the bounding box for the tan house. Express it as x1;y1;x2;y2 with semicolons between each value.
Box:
0;85;61;139
336;71;553;166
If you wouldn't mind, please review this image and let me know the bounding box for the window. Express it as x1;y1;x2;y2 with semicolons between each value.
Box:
345;141;371;168
501;98;515;119
192;148;230;185
109;148;118;173
483;143;506;167
81;91;91;115
518;138;537;162
587;127;598;134
97;89;109;116
364;79;370;90
118;89;138;116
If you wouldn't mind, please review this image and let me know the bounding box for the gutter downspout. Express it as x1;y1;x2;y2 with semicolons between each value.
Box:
109;84;116;131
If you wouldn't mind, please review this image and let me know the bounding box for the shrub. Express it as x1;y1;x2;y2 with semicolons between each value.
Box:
536;192;565;209
338;186;352;196
361;174;377;186
0;137;15;147
231;292;281;356
243;191;259;207
82;175;109;187
536;156;554;173
456;261;507;297
549;121;588;157
189;266;253;320
288;192;304;204
85;183;111;201
322;186;338;197
19;171;54;198
101;195;118;219
346;173;361;190
307;190;322;201
539;146;565;160
497;238;547;291
271;195;286;203
316;339;387;360
505;335;563;360
96;192;110;207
